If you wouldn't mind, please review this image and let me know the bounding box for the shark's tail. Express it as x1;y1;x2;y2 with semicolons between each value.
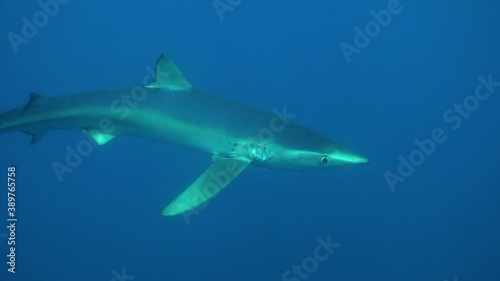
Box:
0;93;44;144
0;108;23;132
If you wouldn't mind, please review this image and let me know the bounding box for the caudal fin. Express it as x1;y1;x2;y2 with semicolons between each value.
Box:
0;93;46;145
1;93;42;126
0;108;22;132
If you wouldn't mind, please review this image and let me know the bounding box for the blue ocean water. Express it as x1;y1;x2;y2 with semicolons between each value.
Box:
0;0;499;280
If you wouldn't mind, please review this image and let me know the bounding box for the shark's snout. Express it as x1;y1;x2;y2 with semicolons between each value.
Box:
330;150;369;166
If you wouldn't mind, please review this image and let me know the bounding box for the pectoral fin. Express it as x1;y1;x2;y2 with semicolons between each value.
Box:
84;129;116;145
161;155;252;216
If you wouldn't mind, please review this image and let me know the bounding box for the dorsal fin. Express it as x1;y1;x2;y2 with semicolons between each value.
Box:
23;92;43;113
145;54;192;91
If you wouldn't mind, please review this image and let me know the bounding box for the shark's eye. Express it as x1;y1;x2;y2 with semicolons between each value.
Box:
321;156;329;164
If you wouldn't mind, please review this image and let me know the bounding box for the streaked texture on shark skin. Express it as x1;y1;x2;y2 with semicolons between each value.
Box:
0;54;369;216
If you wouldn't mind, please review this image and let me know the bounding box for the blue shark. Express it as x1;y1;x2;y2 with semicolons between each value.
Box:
0;54;369;216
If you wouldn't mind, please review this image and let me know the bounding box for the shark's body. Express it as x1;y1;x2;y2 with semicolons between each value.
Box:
0;54;368;216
